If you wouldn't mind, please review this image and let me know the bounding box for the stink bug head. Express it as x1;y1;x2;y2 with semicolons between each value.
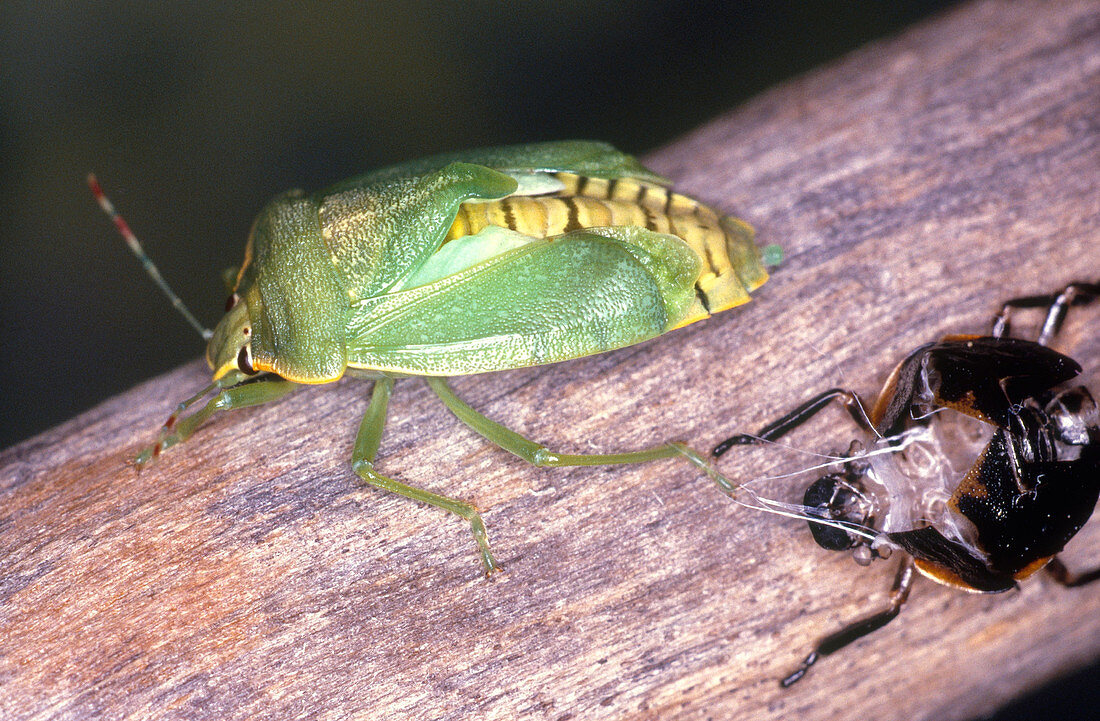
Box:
209;189;350;385
207;298;254;381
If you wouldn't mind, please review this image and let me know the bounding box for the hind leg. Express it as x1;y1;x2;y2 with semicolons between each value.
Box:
991;281;1100;344
781;556;916;687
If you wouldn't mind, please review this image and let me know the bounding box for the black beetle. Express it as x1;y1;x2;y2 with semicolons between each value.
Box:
715;281;1100;686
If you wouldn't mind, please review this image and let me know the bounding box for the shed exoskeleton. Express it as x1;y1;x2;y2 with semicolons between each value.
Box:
714;281;1100;686
93;141;775;575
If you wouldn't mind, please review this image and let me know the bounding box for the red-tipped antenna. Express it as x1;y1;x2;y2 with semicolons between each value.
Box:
88;174;213;340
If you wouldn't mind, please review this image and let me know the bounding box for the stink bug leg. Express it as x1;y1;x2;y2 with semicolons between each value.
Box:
351;376;504;575
138;377;298;466
426;377;694;468
715;280;1100;686
420;377;720;573
347;376;722;575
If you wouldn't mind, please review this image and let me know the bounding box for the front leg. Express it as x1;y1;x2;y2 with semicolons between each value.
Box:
138;376;298;466
1045;556;1100;588
713;388;871;456
991;281;1100;344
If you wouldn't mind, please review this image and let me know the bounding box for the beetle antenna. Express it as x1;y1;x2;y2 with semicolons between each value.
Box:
725;431;928;544
727;428;920;472
728;433;852;463
730;486;883;544
88;174;213;341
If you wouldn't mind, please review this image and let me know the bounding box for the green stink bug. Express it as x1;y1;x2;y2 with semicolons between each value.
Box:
92;141;774;575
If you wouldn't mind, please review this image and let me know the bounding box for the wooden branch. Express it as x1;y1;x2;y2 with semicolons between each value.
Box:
3;1;1098;718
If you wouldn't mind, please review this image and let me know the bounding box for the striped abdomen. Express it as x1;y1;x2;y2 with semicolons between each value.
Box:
445;172;767;324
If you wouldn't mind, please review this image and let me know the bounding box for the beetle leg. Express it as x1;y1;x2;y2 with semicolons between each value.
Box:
991;281;1100;343
1044;556;1100;588
780;556;916;687
713;388;871;456
351;377;501;576
137;377;297;466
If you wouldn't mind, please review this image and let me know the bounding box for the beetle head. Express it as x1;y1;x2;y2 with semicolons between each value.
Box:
802;473;876;553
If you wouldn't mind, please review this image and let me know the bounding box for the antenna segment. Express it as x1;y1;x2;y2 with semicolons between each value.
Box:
88;174;213;340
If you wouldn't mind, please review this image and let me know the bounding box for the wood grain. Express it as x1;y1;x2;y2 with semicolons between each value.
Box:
3;1;1098;718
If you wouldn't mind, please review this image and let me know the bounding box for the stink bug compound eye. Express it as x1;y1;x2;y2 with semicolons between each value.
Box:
90;141;778;577
713;281;1100;687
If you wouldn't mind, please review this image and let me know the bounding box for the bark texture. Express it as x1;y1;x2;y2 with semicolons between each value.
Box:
2;1;1098;718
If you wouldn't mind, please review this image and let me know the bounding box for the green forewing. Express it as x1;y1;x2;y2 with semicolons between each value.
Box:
586;226;700;318
344;228;700;376
396;226;537;291
316;162;517;300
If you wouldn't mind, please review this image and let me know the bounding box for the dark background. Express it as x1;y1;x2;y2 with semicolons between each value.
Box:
1;2;1092;718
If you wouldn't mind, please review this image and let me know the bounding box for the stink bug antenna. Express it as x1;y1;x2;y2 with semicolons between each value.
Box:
88;174;213;341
